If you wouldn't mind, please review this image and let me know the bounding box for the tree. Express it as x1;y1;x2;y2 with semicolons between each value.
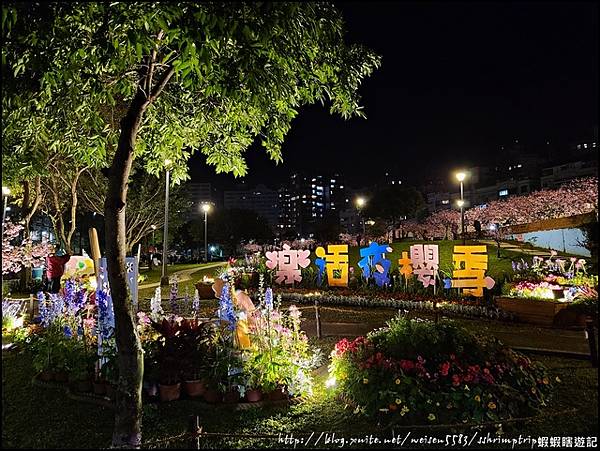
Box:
364;185;425;241
80;164;192;253
206;208;274;255
3;3;380;446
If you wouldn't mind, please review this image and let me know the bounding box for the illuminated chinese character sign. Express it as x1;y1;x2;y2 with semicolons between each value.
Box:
358;242;393;287
410;244;439;288
315;244;349;287
265;244;311;285
451;245;495;297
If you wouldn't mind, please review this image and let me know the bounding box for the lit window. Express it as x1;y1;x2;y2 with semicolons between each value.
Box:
517;164;522;168
441;200;449;205
593;142;597;147
392;181;395;185
584;143;588;149
499;189;508;196
577;144;582;149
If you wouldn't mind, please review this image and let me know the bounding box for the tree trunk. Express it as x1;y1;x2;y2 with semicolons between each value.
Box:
104;91;147;448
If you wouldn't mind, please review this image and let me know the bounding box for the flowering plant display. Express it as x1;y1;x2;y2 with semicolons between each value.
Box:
242;299;323;397
278;291;515;321
505;254;598;302
328;315;552;424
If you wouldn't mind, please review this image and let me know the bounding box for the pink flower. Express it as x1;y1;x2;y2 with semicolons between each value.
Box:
439;362;450;377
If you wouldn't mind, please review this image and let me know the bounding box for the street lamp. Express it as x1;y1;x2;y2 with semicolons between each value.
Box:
455;172;467;244
160;159;172;286
2;186;10;238
355;197;366;245
201;203;211;263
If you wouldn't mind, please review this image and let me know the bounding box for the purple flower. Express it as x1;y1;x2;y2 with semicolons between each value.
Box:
265;287;273;310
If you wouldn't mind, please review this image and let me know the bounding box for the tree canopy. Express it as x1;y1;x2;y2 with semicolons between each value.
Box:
2;2;381;446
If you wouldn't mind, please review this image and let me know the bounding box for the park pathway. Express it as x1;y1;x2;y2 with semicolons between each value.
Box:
479;239;554;257
138;262;225;290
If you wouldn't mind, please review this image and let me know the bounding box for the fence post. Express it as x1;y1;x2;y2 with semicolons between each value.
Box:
314;299;322;339
585;319;598;368
188;415;201;449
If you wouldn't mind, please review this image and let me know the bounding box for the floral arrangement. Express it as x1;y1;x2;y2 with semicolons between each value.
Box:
505;253;598;302
278;291;515;321
328;315;553;424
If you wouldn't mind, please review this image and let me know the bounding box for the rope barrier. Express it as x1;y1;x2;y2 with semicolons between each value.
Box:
140;407;580;448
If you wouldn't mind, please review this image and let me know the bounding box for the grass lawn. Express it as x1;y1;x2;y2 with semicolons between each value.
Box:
2;339;597;449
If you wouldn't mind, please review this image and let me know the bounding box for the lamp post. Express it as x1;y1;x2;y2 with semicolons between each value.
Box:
201;203;211;263
2;186;10;238
455;172;467;244
355;196;366;246
160;159;172;286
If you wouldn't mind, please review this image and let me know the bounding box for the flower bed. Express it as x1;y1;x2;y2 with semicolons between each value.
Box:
498;255;598;326
327;315;553;425
276;291;516;322
10;274;322;407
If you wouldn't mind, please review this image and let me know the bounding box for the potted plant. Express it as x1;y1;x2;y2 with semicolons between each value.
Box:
158;367;181;402
182;365;208;398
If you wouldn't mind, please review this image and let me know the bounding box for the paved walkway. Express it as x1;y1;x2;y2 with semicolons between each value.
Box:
479;240;554;257
138;262;225;290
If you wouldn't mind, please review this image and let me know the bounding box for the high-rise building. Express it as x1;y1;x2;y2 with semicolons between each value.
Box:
187;182;220;216
223;184;279;226
277;172;346;236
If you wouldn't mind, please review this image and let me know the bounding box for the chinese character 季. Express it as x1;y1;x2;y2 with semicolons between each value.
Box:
315;244;349;287
451;245;495;297
410;244;439;288
358;242;393;287
398;251;413;278
265;244;311;284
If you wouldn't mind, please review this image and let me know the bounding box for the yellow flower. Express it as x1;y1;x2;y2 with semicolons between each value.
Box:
427;413;436;421
531;387;536;394
400;406;409;416
395;378;401;385
395;398;402;405
542;377;549;385
488;402;497;410
555;376;561;383
363;378;369;384
474;395;481;402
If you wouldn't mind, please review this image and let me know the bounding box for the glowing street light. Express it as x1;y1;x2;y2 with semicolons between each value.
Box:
160;159;173;286
455;172;468;244
201;203;212;263
355;197;367;245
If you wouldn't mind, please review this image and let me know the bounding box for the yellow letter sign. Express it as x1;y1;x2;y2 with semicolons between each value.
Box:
451;245;495;297
315;244;349;287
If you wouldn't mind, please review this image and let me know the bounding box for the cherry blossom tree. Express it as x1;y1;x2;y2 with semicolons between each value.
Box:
2;220;53;275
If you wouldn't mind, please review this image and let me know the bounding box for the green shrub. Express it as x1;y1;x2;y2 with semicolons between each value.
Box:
328;316;552;425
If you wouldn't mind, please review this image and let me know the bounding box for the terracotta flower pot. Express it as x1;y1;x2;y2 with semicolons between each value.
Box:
38;370;54;382
93;380;107;395
203;388;222;404
223;389;240;404
246;389;263;403
268;387;289;401
54;371;69;383
158;382;181;402
184;379;207;398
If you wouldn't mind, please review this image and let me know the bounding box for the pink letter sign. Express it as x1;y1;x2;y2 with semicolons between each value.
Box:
265;244;310;284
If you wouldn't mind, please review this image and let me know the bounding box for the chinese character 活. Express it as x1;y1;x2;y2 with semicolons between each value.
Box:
315;244;349;287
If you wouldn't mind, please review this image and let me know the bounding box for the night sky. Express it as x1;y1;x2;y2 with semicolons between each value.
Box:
189;1;598;190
